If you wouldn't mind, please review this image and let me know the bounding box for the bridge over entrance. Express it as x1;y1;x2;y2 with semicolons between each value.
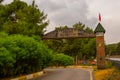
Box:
43;23;106;69
43;28;95;39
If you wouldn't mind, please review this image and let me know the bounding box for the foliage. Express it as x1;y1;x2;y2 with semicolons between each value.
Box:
94;67;120;80
55;25;68;30
0;0;3;3
45;22;96;61
94;68;114;80
0;0;48;36
116;42;120;55
0;47;15;77
106;69;120;80
73;22;85;30
106;61;113;68
0;34;52;78
105;43;120;55
0;32;8;38
51;53;74;66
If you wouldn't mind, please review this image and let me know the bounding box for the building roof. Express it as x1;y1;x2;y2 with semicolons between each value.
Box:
94;23;105;33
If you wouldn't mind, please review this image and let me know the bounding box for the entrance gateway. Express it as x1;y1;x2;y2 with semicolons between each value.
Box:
43;23;106;69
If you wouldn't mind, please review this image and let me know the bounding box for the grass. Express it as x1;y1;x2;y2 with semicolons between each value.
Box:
94;66;120;80
94;67;114;80
105;68;120;80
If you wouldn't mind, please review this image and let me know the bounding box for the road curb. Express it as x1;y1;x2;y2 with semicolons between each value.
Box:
10;66;94;80
89;69;94;80
10;71;44;80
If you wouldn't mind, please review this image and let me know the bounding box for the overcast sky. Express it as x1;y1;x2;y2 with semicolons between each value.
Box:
3;0;120;44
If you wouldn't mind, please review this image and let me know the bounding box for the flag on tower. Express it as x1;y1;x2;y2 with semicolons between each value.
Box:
99;13;101;22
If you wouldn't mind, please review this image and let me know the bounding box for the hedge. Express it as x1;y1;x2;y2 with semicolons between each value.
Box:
0;34;53;78
51;53;74;67
0;33;74;78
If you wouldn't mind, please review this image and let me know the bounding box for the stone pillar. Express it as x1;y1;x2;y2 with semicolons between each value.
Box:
94;23;106;69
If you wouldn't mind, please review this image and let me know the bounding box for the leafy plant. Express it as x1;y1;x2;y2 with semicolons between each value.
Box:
0;34;52;78
0;0;48;36
51;53;74;67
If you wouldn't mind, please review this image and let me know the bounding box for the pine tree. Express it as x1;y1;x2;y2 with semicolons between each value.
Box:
0;0;48;36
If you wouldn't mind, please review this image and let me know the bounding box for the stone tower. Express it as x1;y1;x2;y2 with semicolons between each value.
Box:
94;23;106;69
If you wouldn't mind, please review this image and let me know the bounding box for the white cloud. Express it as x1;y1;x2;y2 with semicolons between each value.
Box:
37;0;97;33
87;0;120;44
2;0;120;44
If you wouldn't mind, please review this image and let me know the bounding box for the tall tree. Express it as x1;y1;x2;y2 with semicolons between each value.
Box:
85;27;93;33
73;22;85;30
0;0;48;36
45;22;96;61
0;0;3;3
116;42;120;55
55;25;68;30
105;43;118;55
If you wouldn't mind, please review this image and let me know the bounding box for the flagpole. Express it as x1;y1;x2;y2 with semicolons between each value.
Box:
99;13;101;22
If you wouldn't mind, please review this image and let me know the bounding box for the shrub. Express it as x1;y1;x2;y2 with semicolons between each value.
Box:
0;33;73;78
106;61;113;68
51;53;74;67
0;34;52;78
0;47;15;77
0;32;8;38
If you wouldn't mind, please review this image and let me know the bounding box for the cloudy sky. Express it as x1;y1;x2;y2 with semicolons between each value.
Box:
3;0;120;44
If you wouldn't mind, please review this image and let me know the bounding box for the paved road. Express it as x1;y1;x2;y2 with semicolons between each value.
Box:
32;68;92;80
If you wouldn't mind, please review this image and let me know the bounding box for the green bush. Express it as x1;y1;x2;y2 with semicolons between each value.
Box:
0;47;15;77
0;32;8;38
51;53;74;67
106;61;113;68
0;33;74;78
0;34;52;78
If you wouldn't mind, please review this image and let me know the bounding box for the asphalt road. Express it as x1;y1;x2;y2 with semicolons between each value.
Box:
31;68;92;80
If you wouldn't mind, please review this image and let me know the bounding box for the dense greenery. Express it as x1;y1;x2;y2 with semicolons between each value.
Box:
0;0;50;76
0;0;105;78
0;33;74;78
0;0;3;3
0;0;74;78
45;22;96;62
103;68;120;80
106;42;120;56
0;34;52;77
0;0;119;79
0;0;48;36
51;54;74;67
